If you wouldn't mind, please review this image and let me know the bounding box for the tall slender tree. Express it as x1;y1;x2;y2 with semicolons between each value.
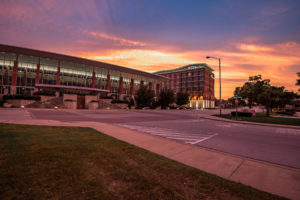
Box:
135;85;155;108
158;89;175;108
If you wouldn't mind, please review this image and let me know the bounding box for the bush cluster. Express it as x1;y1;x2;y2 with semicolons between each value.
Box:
169;105;176;109
231;111;252;117
64;99;74;102
3;95;41;101
101;96;113;99
111;99;129;104
33;91;56;96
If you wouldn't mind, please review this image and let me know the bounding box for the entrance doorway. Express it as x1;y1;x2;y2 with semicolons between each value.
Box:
77;95;85;109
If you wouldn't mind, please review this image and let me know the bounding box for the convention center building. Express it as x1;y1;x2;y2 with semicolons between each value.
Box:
0;44;166;100
154;64;215;109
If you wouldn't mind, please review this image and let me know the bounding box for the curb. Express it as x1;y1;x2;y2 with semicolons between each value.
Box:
198;115;300;130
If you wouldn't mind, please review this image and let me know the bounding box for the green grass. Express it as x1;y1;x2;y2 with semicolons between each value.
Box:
0;123;287;200
214;113;300;126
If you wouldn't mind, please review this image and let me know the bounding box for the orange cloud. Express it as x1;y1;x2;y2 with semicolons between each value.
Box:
86;31;147;47
75;41;300;99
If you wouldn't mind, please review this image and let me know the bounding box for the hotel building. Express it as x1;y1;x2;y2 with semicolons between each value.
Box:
154;64;215;109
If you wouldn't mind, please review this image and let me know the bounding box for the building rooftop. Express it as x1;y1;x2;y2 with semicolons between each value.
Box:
154;63;214;75
0;44;166;80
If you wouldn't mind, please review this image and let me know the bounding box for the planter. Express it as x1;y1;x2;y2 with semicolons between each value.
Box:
64;101;77;109
63;94;77;102
3;103;12;108
40;95;56;102
6;99;36;107
88;102;99;110
85;95;98;109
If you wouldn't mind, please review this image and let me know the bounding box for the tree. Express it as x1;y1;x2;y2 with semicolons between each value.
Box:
234;75;270;108
234;75;297;117
135;85;155;108
175;92;189;106
297;72;300;91
228;97;246;107
128;98;135;109
158;89;175;108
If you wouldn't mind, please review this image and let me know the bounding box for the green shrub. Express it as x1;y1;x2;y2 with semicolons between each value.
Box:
33;91;55;96
111;99;129;104
128;98;135;109
231;111;252;117
150;101;159;109
3;94;41;101
169;105;177;109
101;96;113;99
64;99;74;102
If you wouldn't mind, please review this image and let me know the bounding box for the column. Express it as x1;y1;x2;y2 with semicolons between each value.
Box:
35;63;40;85
119;76;123;99
130;78;135;97
140;80;144;87
56;66;60;85
156;83;161;97
34;63;40;93
92;71;96;88
149;82;153;90
106;74;111;92
11;60;18;94
55;65;60;97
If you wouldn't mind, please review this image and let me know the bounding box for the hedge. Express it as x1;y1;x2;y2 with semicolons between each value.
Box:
231;111;252;117
169;105;177;109
3;94;41;101
64;99;74;102
111;99;129;104
33;91;56;96
101;96;113;99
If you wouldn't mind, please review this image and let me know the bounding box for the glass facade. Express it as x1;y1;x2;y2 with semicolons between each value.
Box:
0;48;164;97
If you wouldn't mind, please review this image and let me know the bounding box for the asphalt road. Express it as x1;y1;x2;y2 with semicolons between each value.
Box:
1;108;300;169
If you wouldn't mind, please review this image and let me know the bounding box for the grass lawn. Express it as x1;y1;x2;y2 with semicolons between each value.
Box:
0;123;287;200
214;113;300;126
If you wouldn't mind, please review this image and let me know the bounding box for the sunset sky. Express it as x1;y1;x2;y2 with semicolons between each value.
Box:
1;0;300;98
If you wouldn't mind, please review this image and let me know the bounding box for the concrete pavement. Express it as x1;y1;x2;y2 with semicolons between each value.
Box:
0;118;299;200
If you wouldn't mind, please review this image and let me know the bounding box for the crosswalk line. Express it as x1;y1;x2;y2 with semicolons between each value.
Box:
115;123;218;145
186;133;219;144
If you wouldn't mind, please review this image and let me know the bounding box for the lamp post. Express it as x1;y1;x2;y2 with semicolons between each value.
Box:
206;56;222;116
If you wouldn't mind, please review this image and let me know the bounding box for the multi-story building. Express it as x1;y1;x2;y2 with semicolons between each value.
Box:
0;44;166;103
154;63;215;109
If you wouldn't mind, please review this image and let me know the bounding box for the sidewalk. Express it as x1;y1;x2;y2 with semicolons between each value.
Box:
1;119;299;200
198;114;300;130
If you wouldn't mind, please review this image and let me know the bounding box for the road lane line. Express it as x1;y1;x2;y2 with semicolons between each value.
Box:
186;133;219;144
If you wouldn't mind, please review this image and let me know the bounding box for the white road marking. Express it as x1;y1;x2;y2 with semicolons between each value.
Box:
116;123;218;145
275;128;300;136
185;133;219;144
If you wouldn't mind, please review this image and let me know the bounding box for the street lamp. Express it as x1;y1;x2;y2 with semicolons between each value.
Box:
206;56;222;116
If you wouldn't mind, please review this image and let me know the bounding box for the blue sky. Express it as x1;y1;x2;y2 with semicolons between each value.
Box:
1;0;299;97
